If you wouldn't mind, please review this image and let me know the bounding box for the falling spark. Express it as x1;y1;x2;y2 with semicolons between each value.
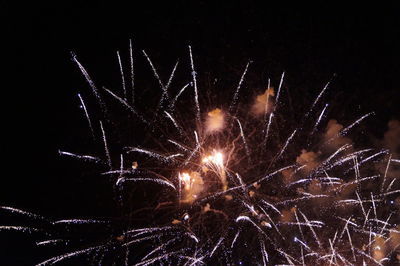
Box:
117;50;127;100
100;121;112;168
189;46;200;124
77;93;95;139
229;61;251;113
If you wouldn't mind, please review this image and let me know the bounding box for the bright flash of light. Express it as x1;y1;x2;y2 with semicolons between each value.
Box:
202;150;224;167
178;171;204;202
179;172;193;191
202;150;227;190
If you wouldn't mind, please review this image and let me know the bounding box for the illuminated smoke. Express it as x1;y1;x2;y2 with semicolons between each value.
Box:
251;87;275;116
205;108;225;133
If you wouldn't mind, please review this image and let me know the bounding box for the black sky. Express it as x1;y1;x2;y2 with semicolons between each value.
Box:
0;1;398;264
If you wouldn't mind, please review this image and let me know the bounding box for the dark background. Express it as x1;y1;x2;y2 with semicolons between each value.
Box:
0;1;398;265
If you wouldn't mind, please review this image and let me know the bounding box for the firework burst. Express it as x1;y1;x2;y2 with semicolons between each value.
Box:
1;41;400;265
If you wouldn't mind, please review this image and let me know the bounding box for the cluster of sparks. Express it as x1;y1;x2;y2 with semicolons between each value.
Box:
1;41;400;265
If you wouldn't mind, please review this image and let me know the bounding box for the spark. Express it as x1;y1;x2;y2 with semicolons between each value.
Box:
381;154;392;192
58;150;101;163
71;52;106;112
77;93;95;139
100;121;112;168
103;86;148;124
340;112;374;136
275;72;285;106
129;39;135;105
117;50;127;100
236;118;250;159
121;177;176;190
170;83;190;109
229;61;251;113
189;46;200;124
0;206;46;220
307;79;331;116
312;103;328;134
276;129;297;160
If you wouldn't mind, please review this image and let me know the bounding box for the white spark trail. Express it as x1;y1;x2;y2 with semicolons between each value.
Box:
264;112;274;144
318;149;373;174
334;175;379;193
121;178;176;190
0;206;46;220
391;158;400;164
134;251;181;266
0;226;40;233
71;52;106;112
37;244;106;265
299;210;322;248
100;121;112;168
36;239;67;246
170;83;190;109
77;93;95;139
294;237;312;252
353;156;360;188
189;46;200;124
141;237;178;261
103;86;148;124
260;239;269;265
117;51;127;100
355;249;383;266
236;216;267;237
58;150;101;163
346;226;356;262
386;178;398;192
276;129;297;160
209;237;224;258
276;194;329;206
236;118;250;159
294;210;305;241
186;232;199;243
381;154;392;192
166;60;179;91
312;103;328;134
154;60;179;109
125;226;173;235
229;61;251;113
254;164;297;185
340;112;374;135
165;153;183;160
356;191;367;219
167;139;189;152
260;200;281;215
381;189;400;196
345;150;389;174
275;72;285;106
127;147;179;163
321;144;352;164
165;111;183;134
123;235;160;247
142;50;166;94
371;193;377;219
53;219;108;225
307;79;331;116
183;131;200;166
231;230;241;248
129;39;135;105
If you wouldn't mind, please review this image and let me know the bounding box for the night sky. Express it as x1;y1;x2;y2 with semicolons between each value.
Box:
0;1;398;265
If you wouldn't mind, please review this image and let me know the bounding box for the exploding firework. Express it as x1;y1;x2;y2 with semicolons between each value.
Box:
1;41;400;265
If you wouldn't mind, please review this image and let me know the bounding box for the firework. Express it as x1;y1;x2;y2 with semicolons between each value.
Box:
1;42;400;265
